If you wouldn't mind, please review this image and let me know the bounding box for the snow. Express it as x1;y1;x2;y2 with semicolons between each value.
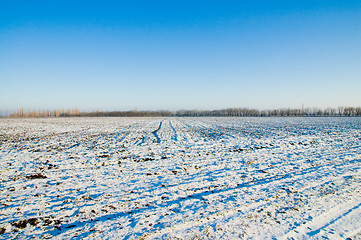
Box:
0;117;361;239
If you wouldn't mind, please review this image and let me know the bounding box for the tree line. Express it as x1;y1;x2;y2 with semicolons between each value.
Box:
0;108;80;118
1;106;361;118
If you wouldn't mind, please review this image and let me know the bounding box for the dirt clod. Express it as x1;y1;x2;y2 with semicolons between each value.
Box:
26;173;47;179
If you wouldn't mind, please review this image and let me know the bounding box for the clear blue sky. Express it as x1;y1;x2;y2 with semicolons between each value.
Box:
1;1;360;111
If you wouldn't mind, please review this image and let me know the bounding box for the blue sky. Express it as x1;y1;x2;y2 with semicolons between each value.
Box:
1;1;360;111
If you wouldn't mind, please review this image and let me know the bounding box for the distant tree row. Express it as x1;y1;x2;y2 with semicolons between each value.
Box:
174;107;361;117
0;108;79;118
1;107;361;118
77;110;173;118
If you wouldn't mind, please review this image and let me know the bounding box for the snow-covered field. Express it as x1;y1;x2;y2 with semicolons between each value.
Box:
1;117;361;239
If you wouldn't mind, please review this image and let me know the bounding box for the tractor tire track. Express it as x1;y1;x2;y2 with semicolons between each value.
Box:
152;120;163;143
169;120;178;141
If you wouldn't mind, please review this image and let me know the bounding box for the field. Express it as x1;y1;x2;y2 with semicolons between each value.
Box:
1;117;361;239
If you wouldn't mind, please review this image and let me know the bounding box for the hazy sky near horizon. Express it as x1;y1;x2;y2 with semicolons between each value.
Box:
1;1;360;111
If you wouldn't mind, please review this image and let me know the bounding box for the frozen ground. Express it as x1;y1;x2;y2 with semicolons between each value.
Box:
0;117;361;239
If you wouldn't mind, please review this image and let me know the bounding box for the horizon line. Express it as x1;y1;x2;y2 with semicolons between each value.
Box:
1;106;360;118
